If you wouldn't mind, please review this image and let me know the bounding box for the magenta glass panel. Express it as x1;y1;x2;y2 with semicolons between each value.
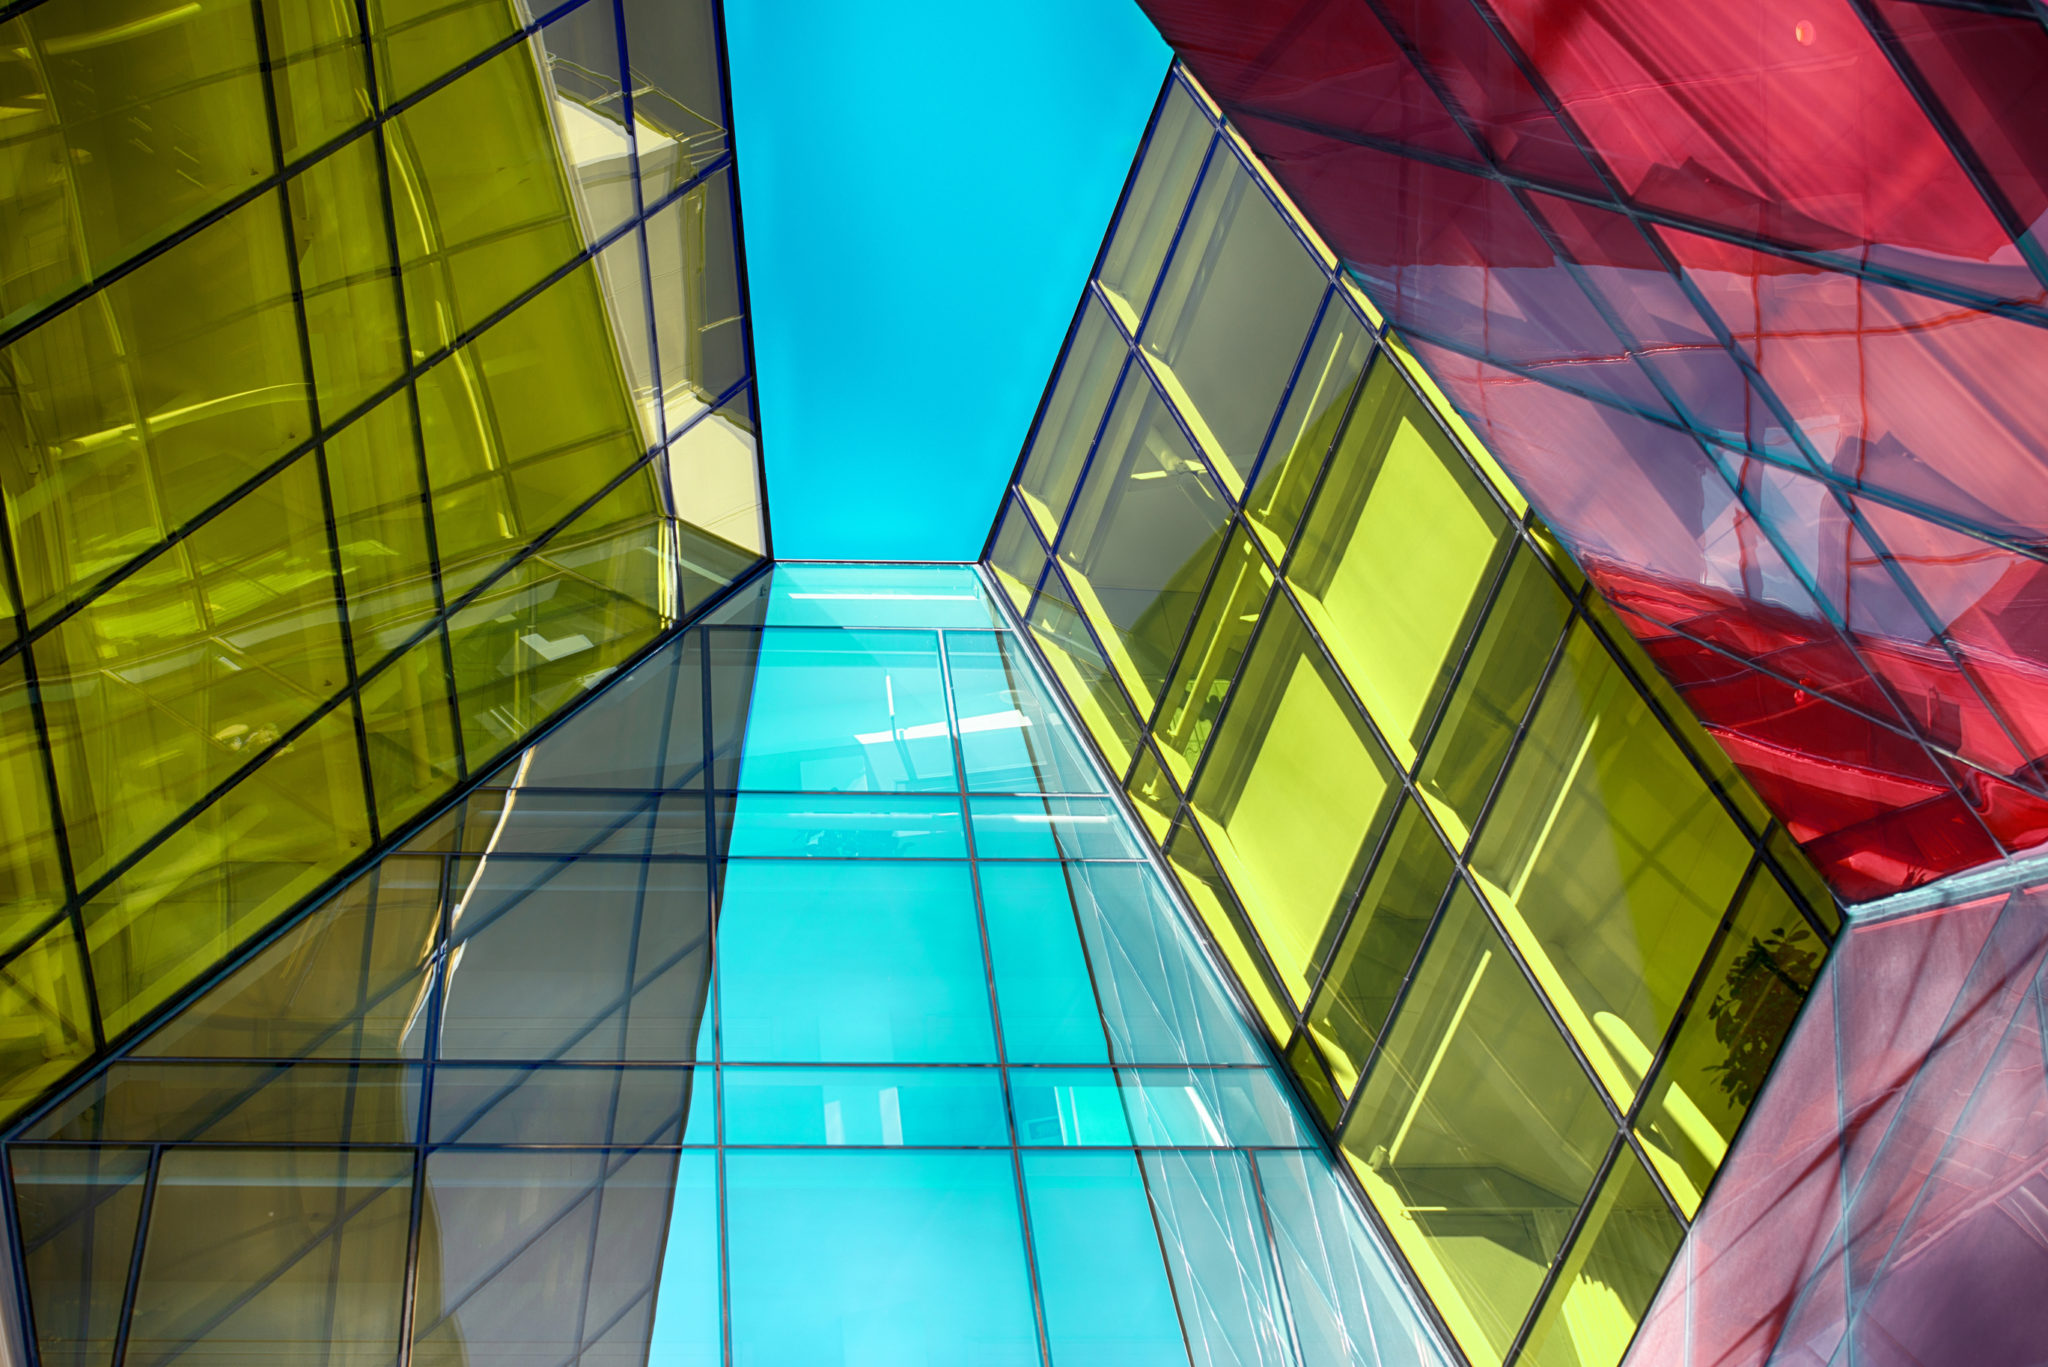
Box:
1626;887;2048;1367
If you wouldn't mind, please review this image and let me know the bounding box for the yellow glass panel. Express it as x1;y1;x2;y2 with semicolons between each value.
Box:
1153;527;1270;787
18;0;271;280
647;170;746;434
371;0;519;105
82;701;372;1038
137;854;442;1060
0;918;96;1117
1025;576;1143;779
359;630;463;829
1289;359;1512;765
387;39;582;352
326;391;440;663
1635;869;1823;1214
1286;1032;1343;1130
1384;330;1527;516
1190;600;1397;1006
1340;883;1612;1367
1769;823;1840;935
1471;623;1754;1108
1415;544;1573;849
1306;799;1455;1097
987;498;1047;614
1018;298;1125;537
0;18;85;323
1165;819;1292;1040
5;192;311;622
266;0;374;160
1125;745;1179;844
1097;81;1210;331
1521;1148;1684;1367
290;135;406;419
40;458;347;887
1244;312;1373;562
0;657;68;954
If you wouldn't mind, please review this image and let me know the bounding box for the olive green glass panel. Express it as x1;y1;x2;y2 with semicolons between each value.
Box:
1018;299;1124;538
0;919;96;1119
326;392;443;660
1025;577;1143;780
1096;81;1210;331
1342;884;1613;1367
1164;818;1291;1040
1519;1148;1684;1367
987;498;1048;615
1190;599;1396;1007
1125;744;1180;843
12;1145;149;1367
1055;376;1230;716
1244;306;1373;561
1141;153;1328;496
372;0;521;105
1153;525;1271;787
1306;799;1455;1097
1414;544;1573;850
1635;869;1823;1215
290;135;408;421
1289;359;1513;767
266;0;375;163
0;656;67;951
1470;624;1754;1107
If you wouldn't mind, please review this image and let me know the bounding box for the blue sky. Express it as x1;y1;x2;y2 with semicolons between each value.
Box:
723;2;1170;561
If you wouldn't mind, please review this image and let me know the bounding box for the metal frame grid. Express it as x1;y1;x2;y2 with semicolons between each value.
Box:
1132;0;2048;899
0;0;772;1129
0;563;1453;1367
982;64;1845;1367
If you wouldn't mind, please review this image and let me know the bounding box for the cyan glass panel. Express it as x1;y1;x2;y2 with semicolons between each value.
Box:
1256;1150;1451;1367
646;1152;721;1367
762;563;1001;629
725;1151;1041;1367
1066;863;1264;1065
1121;1068;1314;1148
980;863;1112;1064
727;793;967;858
1022;1152;1194;1367
723;1067;1008;1146
946;632;1106;795
1010;1069;1134;1147
1143;1150;1297;1367
972;796;1142;860
717;860;997;1063
738;628;958;791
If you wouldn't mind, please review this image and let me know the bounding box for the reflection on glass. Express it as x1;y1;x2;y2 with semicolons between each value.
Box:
1098;81;1212;330
971;796;1141;860
724;1067;1007;1146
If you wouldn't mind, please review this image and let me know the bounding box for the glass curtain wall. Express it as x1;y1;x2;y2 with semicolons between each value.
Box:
0;0;767;1122
985;68;1841;1367
2;563;1448;1367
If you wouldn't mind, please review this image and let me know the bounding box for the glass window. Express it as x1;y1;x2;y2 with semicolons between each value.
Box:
764;563;996;630
1019;299;1128;537
1141;153;1330;495
947;633;1105;795
1120;1067;1313;1148
727;793;966;859
1010;1069;1133;1147
1057;374;1232;717
430;1064;704;1146
724;1067;1007;1146
987;496;1050;613
1340;884;1613;1367
1020;1152;1191;1365
1472;624;1754;1106
645;1152;721;1366
1126;744;1181;842
1519;1148;1683;1367
737;628;956;792
717;860;996;1063
725;1151;1041;1367
1153;527;1272;788
1191;601;1398;1006
13;1145;149;1367
1164;819;1294;1042
1635;869;1822;1214
1306;800;1457;1097
971;796;1140;860
979;863;1112;1065
1289;361;1514;765
1142;1150;1297;1366
1026;574;1144;777
1098;81;1213;330
1245;304;1376;560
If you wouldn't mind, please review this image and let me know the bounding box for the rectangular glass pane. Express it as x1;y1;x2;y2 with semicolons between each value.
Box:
727;793;967;859
1098;80;1212;330
1010;1069;1134;1147
737;628;957;792
1021;1152;1192;1366
1120;1067;1314;1148
948;633;1106;795
971;796;1141;860
979;863;1112;1065
724;1067;1007;1146
1019;299;1128;537
764;563;999;630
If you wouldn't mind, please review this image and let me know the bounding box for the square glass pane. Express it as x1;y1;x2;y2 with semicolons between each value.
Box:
737;628;957;792
947;633;1105;795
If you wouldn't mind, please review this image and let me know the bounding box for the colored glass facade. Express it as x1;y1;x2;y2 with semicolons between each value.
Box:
1137;0;2048;901
2;562;1451;1367
983;70;1841;1367
0;0;765;1122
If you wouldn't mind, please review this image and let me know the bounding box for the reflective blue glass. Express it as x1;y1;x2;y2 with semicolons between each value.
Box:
724;1151;1041;1367
946;633;1106;795
971;796;1144;860
715;860;997;1062
738;629;957;792
726;793;967;858
1010;1069;1134;1147
980;862;1113;1064
764;563;1004;630
1144;1150;1299;1367
723;1067;1008;1146
1120;1068;1314;1149
1022;1152;1193;1367
647;1152;721;1367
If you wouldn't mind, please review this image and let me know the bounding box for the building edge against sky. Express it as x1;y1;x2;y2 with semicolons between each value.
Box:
0;0;769;1131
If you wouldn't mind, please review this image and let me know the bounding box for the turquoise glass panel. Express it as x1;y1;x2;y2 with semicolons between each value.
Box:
723;1067;1008;1146
1010;1069;1134;1147
646;1152;721;1367
1120;1068;1314;1148
726;793;966;858
945;632;1105;794
971;796;1143;860
763;563;1002;629
716;860;996;1062
1144;1150;1297;1367
980;862;1112;1064
724;1151;1041;1367
1022;1152;1194;1367
737;629;957;791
